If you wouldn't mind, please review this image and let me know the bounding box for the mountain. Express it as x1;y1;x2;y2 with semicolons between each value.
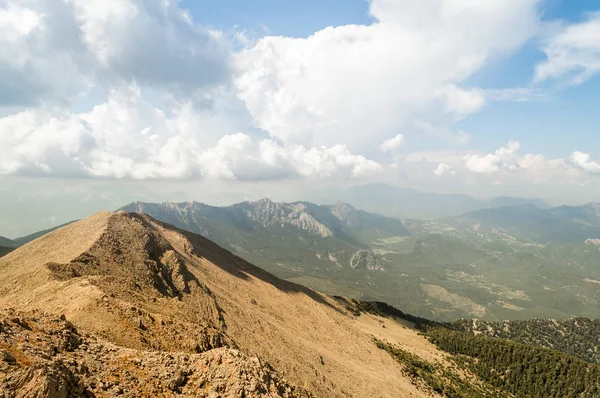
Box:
0;236;18;249
119;199;600;322
0;211;436;397
328;183;549;219
487;196;549;209
120;199;410;275
0;246;13;258
2;211;599;397
451;203;600;243
0;237;17;258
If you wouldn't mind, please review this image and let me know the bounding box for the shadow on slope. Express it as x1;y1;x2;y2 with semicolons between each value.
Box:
134;212;345;314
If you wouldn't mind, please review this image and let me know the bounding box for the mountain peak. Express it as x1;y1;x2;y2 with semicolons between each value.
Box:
249;197;275;206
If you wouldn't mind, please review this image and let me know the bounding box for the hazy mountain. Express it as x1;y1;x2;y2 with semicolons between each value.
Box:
328;183;549;219
451;203;600;243
487;196;549;209
120;199;410;274
0;236;18;248
0;246;13;257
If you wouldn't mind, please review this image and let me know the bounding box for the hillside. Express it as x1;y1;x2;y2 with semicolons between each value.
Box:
2;212;599;397
12;221;75;246
0;211;436;397
452;317;600;364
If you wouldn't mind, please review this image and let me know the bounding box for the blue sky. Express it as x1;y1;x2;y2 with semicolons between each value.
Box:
182;0;374;37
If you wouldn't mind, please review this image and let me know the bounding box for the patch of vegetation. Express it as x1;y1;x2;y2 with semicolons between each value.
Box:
425;327;600;398
374;338;510;397
451;318;600;365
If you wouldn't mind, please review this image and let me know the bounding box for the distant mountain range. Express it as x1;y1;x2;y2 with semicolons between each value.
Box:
0;236;19;248
449;203;600;243
121;199;410;274
0;246;13;257
5;197;600;321
328;183;550;219
119;199;600;322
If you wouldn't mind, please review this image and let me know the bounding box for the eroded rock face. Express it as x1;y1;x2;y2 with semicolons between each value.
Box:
0;309;312;398
349;250;383;271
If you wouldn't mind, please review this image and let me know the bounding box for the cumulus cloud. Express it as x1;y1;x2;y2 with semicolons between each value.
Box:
7;0;590;189
380;134;405;153
68;0;231;93
0;0;90;106
0;0;230;108
464;141;521;173
568;151;600;174
0;86;381;180
235;0;540;151
401;141;585;186
535;12;600;84
433;163;456;176
440;85;485;121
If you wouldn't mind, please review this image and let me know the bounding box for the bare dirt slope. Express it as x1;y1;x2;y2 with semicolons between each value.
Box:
0;212;441;397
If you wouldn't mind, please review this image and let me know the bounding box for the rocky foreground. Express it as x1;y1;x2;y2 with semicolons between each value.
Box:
0;308;310;397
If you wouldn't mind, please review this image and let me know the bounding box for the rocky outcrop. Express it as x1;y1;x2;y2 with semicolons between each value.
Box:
0;308;312;398
349;250;383;271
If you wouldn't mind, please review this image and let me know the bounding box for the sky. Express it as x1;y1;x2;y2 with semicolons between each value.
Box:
1;0;600;236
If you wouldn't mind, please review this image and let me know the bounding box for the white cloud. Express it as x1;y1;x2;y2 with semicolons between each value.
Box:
0;0;230;107
6;0;593;193
0;0;90;106
535;12;600;84
464;141;521;173
440;85;485;121
68;0;231;93
485;87;551;102
380;134;405;153
235;0;540;151
568;151;600;174
401;142;584;185
0;86;381;180
433;163;456;176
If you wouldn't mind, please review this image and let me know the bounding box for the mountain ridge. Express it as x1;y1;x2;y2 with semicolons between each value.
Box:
450;202;600;243
121;199;410;273
329;183;550;219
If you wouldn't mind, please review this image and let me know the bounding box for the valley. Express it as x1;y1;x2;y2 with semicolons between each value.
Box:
116;200;600;322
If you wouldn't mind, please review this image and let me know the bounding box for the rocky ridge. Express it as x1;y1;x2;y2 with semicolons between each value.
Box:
0;308;310;397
